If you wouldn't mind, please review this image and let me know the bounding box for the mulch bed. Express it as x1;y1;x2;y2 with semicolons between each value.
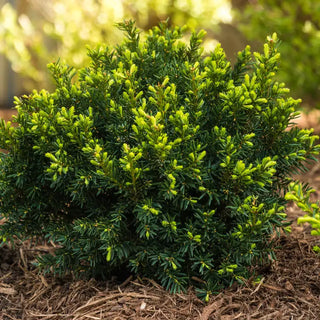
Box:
0;110;319;319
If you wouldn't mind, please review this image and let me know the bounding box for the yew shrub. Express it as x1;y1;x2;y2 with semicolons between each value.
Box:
0;21;318;299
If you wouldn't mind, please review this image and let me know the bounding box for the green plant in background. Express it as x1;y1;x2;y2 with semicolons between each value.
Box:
0;21;319;299
285;183;320;236
235;0;320;107
0;0;231;92
285;183;320;253
0;0;124;91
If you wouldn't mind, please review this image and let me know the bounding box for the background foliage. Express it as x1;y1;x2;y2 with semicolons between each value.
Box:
0;0;231;91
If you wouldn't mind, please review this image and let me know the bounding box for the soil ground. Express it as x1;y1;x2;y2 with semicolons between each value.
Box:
0;111;319;320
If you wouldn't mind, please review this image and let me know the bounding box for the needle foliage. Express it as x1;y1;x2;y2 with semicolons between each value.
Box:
0;21;318;300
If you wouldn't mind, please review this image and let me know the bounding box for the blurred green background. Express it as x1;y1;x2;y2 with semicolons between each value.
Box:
0;0;320;110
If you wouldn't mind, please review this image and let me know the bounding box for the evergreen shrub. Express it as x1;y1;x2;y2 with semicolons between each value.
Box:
0;21;319;299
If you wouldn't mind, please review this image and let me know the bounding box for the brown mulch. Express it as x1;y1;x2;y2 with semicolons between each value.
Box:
0;110;319;319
